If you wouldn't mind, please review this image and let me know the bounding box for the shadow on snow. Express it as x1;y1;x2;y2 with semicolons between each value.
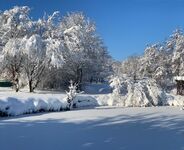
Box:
0;109;184;150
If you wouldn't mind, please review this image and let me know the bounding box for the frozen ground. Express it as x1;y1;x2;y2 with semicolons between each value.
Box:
0;106;184;150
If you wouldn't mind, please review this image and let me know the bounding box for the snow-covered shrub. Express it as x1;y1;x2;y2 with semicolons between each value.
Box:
124;79;167;107
109;76;126;106
74;95;99;108
108;76;168;107
0;93;101;117
66;80;77;110
0;109;8;117
109;76;122;94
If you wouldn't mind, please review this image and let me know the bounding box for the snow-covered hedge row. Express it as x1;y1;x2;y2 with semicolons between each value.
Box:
0;94;99;116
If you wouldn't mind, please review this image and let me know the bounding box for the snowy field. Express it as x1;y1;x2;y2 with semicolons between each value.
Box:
0;106;184;150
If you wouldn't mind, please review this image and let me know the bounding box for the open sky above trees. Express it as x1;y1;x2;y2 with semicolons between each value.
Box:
1;0;184;60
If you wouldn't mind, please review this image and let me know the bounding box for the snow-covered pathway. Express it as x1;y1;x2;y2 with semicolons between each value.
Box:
0;106;184;150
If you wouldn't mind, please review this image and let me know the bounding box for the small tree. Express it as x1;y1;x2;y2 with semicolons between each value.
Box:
66;80;77;110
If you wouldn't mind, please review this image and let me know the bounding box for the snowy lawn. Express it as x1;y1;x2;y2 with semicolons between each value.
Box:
0;106;184;150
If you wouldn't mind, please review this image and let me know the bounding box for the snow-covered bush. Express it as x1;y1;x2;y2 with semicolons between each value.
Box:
108;76;168;107
109;76;122;94
0;91;101;116
66;80;77;110
109;76;125;106
125;79;167;107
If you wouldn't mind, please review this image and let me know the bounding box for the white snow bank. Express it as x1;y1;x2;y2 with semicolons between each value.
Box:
0;90;99;116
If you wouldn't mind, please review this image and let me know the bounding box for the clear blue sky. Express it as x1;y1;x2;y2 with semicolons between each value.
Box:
1;0;184;60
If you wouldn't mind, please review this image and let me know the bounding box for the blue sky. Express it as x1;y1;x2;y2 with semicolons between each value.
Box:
1;0;184;60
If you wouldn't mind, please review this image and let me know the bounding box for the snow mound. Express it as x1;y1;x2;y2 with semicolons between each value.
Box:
74;95;99;108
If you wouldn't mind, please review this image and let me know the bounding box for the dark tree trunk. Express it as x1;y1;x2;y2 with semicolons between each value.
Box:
15;78;19;92
176;80;184;95
177;59;181;76
76;67;83;91
133;74;137;83
29;80;33;92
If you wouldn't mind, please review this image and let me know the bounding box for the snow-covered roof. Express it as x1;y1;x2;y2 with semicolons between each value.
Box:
174;76;184;81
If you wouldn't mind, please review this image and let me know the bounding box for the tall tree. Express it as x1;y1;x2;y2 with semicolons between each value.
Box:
60;12;110;89
2;38;25;92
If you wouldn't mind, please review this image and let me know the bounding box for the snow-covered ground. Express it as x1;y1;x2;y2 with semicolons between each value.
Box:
0;106;184;150
0;86;183;116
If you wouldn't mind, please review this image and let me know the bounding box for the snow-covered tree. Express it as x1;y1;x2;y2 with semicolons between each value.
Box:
0;6;110;91
0;6;33;48
2;38;25;92
169;30;184;76
139;44;161;78
66;80;77;110
22;34;50;92
121;55;140;81
59;12;110;89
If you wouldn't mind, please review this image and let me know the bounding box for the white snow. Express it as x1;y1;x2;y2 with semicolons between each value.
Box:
0;88;100;116
174;76;184;81
0;106;184;150
82;83;111;94
0;86;181;116
108;77;170;107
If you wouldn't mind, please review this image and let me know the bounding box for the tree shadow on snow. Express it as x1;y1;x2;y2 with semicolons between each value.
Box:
0;111;184;150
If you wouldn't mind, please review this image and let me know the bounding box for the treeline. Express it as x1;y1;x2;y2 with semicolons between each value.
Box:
114;29;184;90
1;6;183;93
0;6;111;92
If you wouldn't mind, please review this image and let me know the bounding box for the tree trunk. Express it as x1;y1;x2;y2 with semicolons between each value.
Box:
29;80;34;92
177;59;181;76
15;79;19;92
76;67;82;91
133;74;136;83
